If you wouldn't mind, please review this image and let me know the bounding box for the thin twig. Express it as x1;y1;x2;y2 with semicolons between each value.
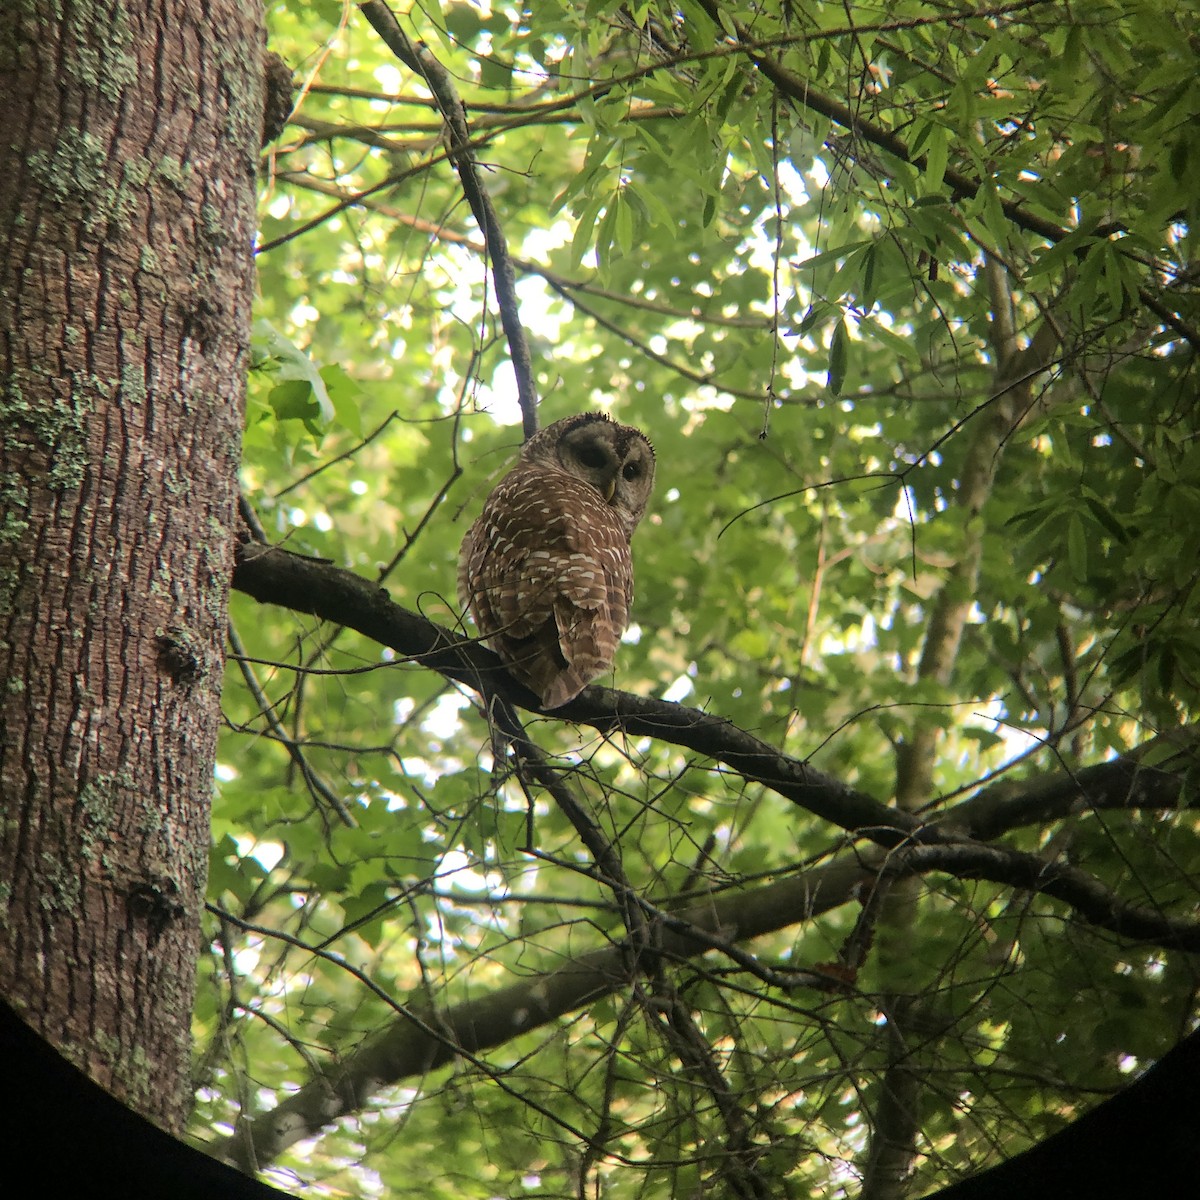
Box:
226;622;356;827
358;1;540;439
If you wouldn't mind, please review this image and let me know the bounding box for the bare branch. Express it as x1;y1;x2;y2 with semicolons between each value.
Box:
231;541;920;843
211;858;875;1169
946;727;1200;840
207;829;1200;1171
233;544;1199;848
358;1;540;438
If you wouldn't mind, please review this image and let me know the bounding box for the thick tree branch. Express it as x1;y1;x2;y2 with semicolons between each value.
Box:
208;827;1200;1170
945;728;1200;840
231;541;923;843
894;842;1200;949
233;544;1198;847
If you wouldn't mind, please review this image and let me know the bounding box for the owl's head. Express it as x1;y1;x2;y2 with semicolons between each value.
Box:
523;413;656;535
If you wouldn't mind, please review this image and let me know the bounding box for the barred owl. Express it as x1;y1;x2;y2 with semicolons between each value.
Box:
458;413;656;708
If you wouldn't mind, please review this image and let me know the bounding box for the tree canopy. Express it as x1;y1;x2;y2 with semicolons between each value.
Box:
196;3;1200;1197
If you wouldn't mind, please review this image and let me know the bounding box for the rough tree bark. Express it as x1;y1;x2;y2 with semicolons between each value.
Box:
0;1;262;1132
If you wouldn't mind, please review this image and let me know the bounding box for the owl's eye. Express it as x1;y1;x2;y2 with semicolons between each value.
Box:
622;461;641;481
576;444;608;469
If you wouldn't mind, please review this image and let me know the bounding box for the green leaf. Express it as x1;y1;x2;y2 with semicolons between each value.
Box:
266;378;318;423
796;240;872;274
827;318;849;395
1067;511;1088;580
1081;490;1130;542
861;241;880;312
921;123;949;193
252;319;335;424
570;193;606;266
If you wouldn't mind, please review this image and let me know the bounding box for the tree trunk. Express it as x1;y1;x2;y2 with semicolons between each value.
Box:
0;1;262;1133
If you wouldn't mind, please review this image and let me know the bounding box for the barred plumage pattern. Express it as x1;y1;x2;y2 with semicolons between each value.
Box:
459;414;655;708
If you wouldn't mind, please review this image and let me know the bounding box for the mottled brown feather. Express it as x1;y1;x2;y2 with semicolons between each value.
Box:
458;414;653;707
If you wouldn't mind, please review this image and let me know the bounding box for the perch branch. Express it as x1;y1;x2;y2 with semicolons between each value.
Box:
231;543;1194;846
232;541;919;842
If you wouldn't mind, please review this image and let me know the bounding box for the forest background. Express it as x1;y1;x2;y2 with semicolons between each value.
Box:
4;2;1200;1199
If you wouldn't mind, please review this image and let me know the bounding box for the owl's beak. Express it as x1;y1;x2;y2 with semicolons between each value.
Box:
603;477;617;503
